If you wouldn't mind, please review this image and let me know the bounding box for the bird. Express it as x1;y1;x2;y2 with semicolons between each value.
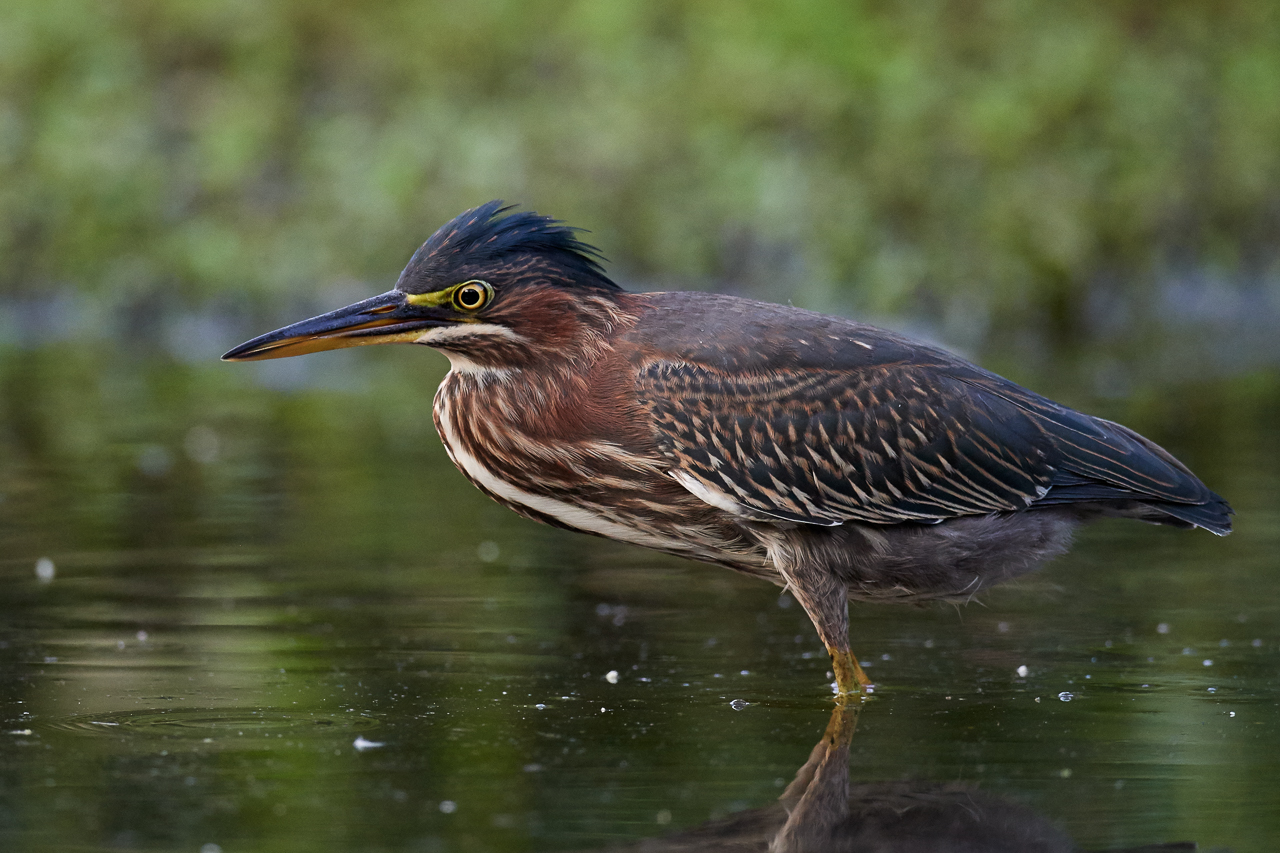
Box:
223;201;1233;698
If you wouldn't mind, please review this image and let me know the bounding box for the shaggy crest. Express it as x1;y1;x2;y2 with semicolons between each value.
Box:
396;200;620;293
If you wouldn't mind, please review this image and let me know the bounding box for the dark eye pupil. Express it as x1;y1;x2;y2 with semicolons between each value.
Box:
459;287;480;307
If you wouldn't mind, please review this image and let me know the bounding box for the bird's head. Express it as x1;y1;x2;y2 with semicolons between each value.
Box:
222;201;627;369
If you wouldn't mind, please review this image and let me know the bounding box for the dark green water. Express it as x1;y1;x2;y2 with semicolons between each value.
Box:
2;341;1278;852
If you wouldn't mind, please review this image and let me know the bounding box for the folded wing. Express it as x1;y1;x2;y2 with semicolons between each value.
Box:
637;357;1231;534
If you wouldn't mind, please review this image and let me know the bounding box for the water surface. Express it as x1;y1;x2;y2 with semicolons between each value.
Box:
2;344;1277;851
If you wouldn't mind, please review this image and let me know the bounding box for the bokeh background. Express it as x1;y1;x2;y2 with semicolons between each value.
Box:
3;2;1279;852
7;2;1280;346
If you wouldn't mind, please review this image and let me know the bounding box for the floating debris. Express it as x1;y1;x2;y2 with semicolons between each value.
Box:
605;670;619;684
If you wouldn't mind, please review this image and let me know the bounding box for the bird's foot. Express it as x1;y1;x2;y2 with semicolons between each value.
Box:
828;647;874;703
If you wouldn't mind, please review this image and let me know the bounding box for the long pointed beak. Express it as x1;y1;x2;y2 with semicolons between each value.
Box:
222;291;446;361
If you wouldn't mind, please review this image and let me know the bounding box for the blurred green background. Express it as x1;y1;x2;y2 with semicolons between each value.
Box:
3;2;1280;852
4;0;1280;340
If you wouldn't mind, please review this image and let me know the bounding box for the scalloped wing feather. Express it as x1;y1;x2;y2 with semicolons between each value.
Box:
638;361;1055;526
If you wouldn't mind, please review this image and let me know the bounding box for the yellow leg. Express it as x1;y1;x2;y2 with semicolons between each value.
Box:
828;646;873;701
772;556;877;699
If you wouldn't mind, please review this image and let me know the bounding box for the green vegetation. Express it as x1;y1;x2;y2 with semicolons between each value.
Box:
3;0;1279;338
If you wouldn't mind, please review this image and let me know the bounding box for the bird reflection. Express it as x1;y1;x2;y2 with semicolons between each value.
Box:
588;705;1196;853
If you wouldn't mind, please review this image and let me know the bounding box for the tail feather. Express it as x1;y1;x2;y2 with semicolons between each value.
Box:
1150;499;1233;535
1031;431;1233;536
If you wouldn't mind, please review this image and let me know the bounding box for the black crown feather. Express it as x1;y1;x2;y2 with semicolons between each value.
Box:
397;201;620;293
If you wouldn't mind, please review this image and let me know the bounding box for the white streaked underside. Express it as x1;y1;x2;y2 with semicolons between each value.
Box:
434;391;712;557
415;323;523;377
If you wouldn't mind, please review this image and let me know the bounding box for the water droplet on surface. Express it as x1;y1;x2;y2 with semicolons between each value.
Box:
605;670;619;684
534;704;546;710
1058;692;1074;702
729;699;749;711
34;558;55;583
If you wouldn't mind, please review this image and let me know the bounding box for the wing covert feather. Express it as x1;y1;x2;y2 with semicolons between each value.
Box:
624;293;1228;532
638;361;1054;526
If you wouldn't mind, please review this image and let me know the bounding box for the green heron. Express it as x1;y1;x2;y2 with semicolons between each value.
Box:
224;201;1232;697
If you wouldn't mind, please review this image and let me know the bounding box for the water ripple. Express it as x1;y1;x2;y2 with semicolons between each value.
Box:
39;707;381;741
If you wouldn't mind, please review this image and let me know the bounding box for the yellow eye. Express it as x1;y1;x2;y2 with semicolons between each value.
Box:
452;280;491;311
